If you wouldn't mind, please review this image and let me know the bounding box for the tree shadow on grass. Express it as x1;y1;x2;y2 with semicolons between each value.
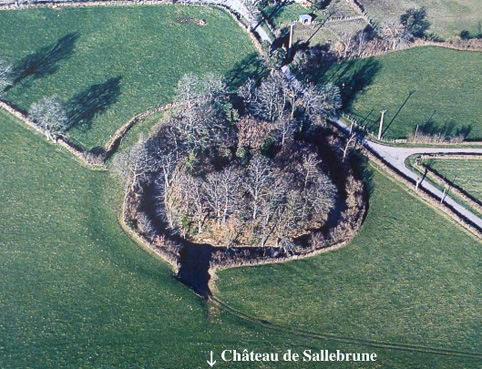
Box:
254;0;291;32
300;57;381;110
11;32;79;89
225;52;269;90
327;59;382;110
66;76;122;132
419;119;472;139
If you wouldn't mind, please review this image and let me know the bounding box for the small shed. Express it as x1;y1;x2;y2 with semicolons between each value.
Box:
299;14;314;25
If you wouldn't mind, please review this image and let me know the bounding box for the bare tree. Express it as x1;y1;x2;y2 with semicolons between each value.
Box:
340;32;355;59
276;113;296;146
28;95;69;141
381;17;411;50
174;73;231;154
301;82;341;122
186;175;206;233
244;155;274;220
0;55;12;94
253;72;289;122
242;0;262;22
174;73;201;110
204;166;241;225
111;134;156;214
341;132;357;161
171;170;205;234
152;126;184;229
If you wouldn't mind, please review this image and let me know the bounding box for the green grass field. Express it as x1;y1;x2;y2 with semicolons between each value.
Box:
310;46;482;140
6;93;482;368
358;0;481;39
0;108;313;369
423;157;482;201
3;104;482;368
0;5;258;150
217;165;482;367
262;2;310;29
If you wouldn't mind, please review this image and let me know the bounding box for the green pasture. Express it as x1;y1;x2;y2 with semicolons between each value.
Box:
5;95;481;368
217;163;482;368
3;103;482;368
306;46;482;140
358;0;481;39
423;157;482;201
0;5;259;150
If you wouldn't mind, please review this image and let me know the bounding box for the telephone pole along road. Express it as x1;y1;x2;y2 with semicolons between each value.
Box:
203;0;482;232
210;0;482;232
19;0;480;233
331;118;482;230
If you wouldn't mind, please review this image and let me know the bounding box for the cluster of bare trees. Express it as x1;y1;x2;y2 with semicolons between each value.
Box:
111;72;343;249
239;71;341;127
28;95;70;141
168;149;336;247
172;73;234;157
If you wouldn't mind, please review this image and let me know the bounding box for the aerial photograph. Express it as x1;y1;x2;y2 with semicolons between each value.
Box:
0;0;480;367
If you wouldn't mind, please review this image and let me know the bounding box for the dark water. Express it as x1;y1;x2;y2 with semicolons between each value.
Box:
176;242;214;297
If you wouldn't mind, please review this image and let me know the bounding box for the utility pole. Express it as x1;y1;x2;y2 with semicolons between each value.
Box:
288;23;294;58
378;110;386;140
441;185;451;205
415;177;422;190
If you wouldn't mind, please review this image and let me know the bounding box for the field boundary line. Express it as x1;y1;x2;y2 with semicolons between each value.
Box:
412;155;482;216
362;145;482;241
0;97;181;165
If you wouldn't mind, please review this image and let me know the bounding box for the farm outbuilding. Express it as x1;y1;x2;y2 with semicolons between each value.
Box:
299;14;314;25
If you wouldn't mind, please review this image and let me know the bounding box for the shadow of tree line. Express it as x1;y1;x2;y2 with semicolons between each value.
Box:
66;76;122;132
10;32;80;89
225;52;270;90
6;32;122;137
290;43;382;110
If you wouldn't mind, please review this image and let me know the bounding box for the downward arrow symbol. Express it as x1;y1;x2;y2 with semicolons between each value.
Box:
207;351;216;367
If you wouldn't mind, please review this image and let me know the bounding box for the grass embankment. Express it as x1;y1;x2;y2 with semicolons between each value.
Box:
217;164;482;368
5;94;479;368
422;157;482;201
311;46;482;140
358;0;481;39
0;5;259;150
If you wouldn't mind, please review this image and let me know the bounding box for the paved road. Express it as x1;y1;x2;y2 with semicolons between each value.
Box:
331;119;482;230
26;0;475;231
212;0;482;231
186;0;271;41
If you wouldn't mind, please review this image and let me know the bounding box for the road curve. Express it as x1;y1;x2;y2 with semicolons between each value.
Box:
331;119;482;230
190;0;482;232
211;0;482;232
